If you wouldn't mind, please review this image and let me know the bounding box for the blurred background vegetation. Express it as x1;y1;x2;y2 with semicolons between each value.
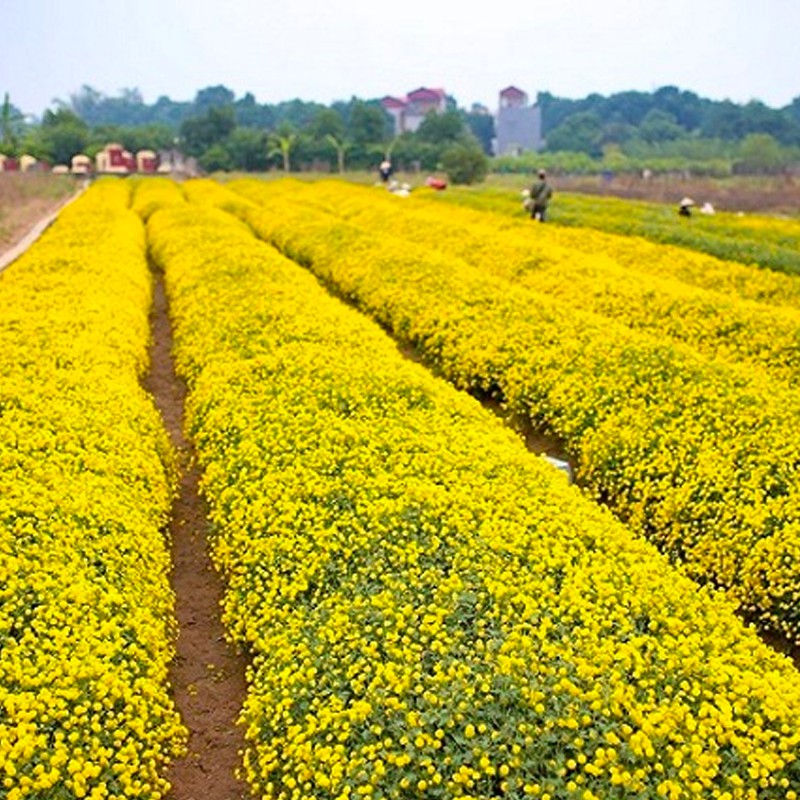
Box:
2;84;800;184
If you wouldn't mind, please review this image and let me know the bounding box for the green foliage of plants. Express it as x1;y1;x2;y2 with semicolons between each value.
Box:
441;142;489;185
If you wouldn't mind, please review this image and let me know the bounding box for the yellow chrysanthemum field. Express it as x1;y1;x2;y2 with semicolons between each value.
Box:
0;179;186;799
3;175;800;799
192;177;800;643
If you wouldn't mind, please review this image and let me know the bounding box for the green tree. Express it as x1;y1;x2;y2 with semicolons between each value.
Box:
269;123;298;172
639;109;684;143
416;110;465;145
308;108;346;141
737;100;798;143
603;90;653;125
326;134;348;173
736;133;785;173
180;106;236;157
69;85;104;123
305;108;349;171
199;143;234;172
225;127;269;171
602;120;638;145
348;101;389;145
194;85;236;114
1;93;24;155
701;100;746;140
600;144;633;173
37;108;89;164
545;111;604;156
89;123;175;154
653;85;706;130
440;141;488;185
272;98;327;130
389;133;440;171
235;92;275;129
68;85;149;126
464;110;495;155
150;94;193;128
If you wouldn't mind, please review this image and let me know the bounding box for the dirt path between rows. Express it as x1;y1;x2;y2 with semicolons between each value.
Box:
143;269;252;800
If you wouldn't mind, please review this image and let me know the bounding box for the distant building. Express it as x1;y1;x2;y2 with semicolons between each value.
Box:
136;149;159;173
95;143;136;173
381;87;449;136
381;96;408;136
494;86;543;155
71;154;92;175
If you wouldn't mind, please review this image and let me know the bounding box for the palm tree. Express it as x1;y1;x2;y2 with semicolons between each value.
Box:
269;128;297;172
326;134;348;174
1;93;20;154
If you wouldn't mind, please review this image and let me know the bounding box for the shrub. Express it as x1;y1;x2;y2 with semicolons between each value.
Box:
441;143;488;185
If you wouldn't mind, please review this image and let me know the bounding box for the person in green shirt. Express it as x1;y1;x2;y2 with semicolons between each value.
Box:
529;169;553;222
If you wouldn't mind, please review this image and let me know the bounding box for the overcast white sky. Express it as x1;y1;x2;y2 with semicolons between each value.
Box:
2;0;798;117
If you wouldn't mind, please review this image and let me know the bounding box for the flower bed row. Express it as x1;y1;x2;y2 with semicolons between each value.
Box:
546;192;800;277
185;178;800;643
0;179;186;799
130;176;187;220
230;178;800;387
144;196;800;799
424;184;800;280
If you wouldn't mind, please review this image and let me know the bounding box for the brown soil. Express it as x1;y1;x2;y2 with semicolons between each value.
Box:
0;174;76;248
0;186;81;274
0;195;64;245
143;270;252;800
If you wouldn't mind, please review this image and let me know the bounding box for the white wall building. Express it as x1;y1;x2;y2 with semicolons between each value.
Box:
494;86;543;155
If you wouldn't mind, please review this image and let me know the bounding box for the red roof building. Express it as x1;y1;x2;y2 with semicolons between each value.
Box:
381;87;449;135
381;95;407;110
499;85;529;108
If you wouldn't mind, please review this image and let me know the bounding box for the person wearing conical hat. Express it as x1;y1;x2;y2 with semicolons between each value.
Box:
678;196;694;217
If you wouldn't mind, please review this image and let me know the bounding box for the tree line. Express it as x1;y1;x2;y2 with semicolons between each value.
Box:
2;83;800;180
0;85;491;182
528;87;800;176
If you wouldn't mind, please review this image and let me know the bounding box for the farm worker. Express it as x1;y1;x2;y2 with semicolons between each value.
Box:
379;158;393;183
529;170;553;222
678;197;695;217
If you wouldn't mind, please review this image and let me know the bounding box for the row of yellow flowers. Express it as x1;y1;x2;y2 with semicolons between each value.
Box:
0;179;186;799
143;190;800;799
543;191;800;277
421;185;800;285
232;178;800;387
184;178;800;643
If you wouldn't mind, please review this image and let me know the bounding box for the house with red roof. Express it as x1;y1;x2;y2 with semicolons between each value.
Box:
381;87;449;135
